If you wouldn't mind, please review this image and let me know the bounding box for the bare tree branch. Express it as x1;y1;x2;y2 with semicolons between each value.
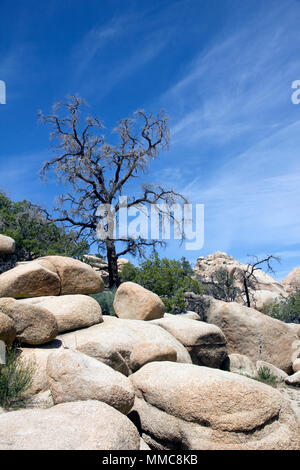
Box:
40;96;187;286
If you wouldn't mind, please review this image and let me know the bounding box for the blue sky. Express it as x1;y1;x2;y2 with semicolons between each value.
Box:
1;0;300;278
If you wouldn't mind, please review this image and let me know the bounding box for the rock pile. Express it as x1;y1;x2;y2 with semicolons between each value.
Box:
83;255;130;287
194;251;287;310
0;254;104;346
47;349;135;414
0;239;299;450
152;316;227;368
18;295;103;333
0;255;104;298
205;298;299;373
130;362;299;450
0;297;58;345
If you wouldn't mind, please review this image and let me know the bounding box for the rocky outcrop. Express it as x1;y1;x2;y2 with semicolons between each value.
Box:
113;282;165;320
47;349;135;414
194;252;287;310
0;259;61;298
0;401;140;450
0;312;16;345
0;234;15;255
285;371;300;386
18;295;103;333
228;353;257;378
206;298;298;373
194;251;286;294
0;256;104;299
19;313;190;395
0;298;58;345
281;267;300;294
129;342;177;372
250;290;283;311
77;342;130;376
57;316;191;372
152;316;227;368
41;256;104;295
130;362;300;450
0;241;298;451
20;344;61;396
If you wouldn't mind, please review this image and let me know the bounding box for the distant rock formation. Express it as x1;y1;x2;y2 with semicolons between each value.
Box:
281;267;300;294
193;251;287;310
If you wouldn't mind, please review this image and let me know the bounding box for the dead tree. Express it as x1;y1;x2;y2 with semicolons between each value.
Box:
241;255;280;307
39;96;187;287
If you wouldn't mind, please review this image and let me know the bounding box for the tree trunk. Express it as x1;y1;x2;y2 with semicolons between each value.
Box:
243;277;251;308
106;240;120;288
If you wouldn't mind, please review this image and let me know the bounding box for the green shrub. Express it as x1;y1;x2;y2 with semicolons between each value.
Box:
256;366;278;387
0;346;35;409
201;268;241;302
0;190;89;273
91;288;117;316
121;253;204;314
263;290;300;324
233;368;278;388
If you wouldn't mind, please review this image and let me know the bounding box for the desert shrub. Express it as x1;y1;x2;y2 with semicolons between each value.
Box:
91;288;117;316
121;253;204;314
202;268;241;302
256;366;278;387
232;367;278;387
0;346;35;409
263;290;300;324
183;292;211;320
0;190;89;273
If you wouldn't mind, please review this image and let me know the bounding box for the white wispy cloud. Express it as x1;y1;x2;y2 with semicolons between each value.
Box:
180;120;300;252
155;0;300;271
163;1;300;148
0;45;35;100
0;151;52;203
71;14;133;77
69;10;174;101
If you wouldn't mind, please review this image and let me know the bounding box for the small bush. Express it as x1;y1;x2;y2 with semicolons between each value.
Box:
201;268;241;302
91;288;117;316
263;290;300;324
0;346;35;409
121;253;204;314
256;366;278;387
234;367;278;387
